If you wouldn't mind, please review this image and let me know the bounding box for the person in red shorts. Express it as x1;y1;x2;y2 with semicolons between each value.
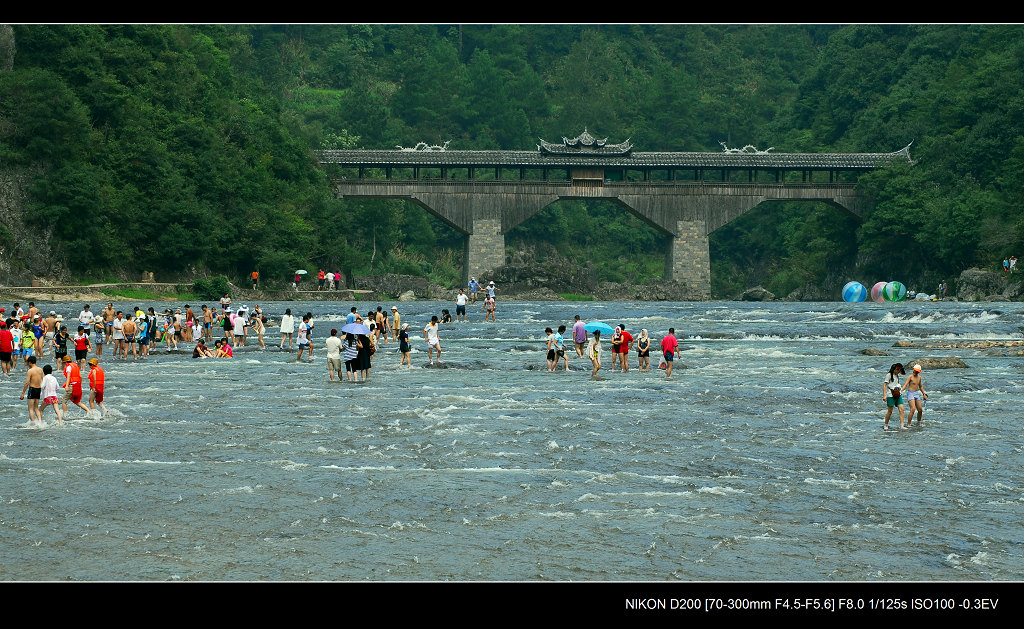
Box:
616;324;633;373
88;358;107;416
61;355;90;415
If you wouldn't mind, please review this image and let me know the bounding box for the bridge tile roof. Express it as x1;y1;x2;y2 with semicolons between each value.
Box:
318;145;913;170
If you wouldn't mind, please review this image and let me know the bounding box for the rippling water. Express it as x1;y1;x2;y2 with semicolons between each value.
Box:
1;299;1022;580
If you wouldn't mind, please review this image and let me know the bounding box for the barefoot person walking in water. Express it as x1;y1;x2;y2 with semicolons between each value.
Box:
883;363;907;429
660;328;680;378
903;364;928;426
424;316;442;364
587;330;602;378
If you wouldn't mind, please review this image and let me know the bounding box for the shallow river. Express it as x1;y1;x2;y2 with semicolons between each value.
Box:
1;299;1022;580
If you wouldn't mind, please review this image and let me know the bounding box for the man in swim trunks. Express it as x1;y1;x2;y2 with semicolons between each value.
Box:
903;364;928;426
44;311;57;346
121;314;138;360
202;305;214;341
19;356;43;424
102;303;116;342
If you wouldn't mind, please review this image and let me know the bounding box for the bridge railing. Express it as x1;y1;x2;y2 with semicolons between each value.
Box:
331;179;859;191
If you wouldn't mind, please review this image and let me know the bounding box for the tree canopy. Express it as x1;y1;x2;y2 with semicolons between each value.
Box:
2;24;1022;295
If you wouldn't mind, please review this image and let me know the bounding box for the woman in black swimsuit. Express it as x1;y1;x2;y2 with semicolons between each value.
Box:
636;329;651;372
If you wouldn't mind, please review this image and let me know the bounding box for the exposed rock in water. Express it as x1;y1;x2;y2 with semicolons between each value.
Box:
354;274;429;299
487;242;597;297
398;290;416;302
957;268;1006;301
785;283;831;301
892;340;924;348
593;280;698;301
485;242;704;300
861;348;890;356
740;286;776;301
904;356;969;369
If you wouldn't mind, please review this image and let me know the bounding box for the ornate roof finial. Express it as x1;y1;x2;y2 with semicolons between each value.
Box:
539;130;632;156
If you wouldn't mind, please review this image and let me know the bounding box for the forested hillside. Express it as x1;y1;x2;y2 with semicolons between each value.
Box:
2;24;1023;296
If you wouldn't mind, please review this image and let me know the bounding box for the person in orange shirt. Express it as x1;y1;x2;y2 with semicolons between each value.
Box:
61;355;91;415
87;358;107;416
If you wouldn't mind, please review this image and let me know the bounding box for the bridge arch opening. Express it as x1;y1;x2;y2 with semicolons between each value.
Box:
331;197;466;287
709;199;861;299
505;199;672;285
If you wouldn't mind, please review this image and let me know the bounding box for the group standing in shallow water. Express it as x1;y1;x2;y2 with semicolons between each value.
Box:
5;297;940;432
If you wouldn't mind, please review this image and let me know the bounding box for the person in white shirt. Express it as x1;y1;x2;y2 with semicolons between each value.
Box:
423;315;442;365
40;364;63;424
455;289;469;322
78;305;95;338
233;307;248;347
324;328;343;381
279;308;295;349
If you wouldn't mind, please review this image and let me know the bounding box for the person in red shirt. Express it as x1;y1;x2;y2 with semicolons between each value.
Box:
660;327;680;379
617;324;633;373
61;355;90;415
87;358;107;416
0;321;14;375
317;269;326;291
73;325;91;370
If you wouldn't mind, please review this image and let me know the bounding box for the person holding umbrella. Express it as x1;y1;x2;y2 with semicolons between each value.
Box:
341;321;371;380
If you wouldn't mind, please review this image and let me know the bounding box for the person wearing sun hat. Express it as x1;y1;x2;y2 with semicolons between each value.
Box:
87;357;107;416
903;364;928;426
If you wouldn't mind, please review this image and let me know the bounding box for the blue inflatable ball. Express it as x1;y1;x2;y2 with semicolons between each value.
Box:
883;281;907;302
842;281;867;302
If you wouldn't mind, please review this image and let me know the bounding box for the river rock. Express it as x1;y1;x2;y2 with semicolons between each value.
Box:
957;268;1006;301
905;356;969;369
861;348;890;356
398;290;416;302
488;242;597;296
740;286;776;301
1003;280;1024;300
892;340;923;348
354;274;429;299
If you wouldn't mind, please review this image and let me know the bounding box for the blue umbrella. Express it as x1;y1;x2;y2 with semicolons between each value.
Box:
341;322;370;335
583;321;614;335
